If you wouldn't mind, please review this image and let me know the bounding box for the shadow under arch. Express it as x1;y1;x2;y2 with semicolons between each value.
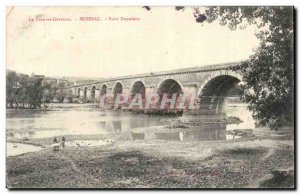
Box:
77;88;81;97
156;79;183;112
156;78;183;95
112;82;123;99
83;87;88;100
90;85;96;102
100;84;108;97
197;74;241;115
130;80;146;99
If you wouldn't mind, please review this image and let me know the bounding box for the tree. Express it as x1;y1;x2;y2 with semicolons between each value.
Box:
6;71;19;107
201;6;294;130
67;90;73;103
6;70;46;108
55;82;66;103
41;84;53;104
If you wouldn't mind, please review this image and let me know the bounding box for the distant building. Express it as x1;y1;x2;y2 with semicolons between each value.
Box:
7;70;96;88
41;77;74;87
6;69;29;78
42;78;57;85
31;73;45;79
74;80;96;86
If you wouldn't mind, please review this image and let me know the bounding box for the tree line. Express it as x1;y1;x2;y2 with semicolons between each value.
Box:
6;71;70;108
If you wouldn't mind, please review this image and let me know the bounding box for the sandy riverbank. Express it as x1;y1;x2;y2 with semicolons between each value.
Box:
6;137;294;189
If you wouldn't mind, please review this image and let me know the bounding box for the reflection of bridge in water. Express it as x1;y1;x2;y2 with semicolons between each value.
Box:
66;62;244;115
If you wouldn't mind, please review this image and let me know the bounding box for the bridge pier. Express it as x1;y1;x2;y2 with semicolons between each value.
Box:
106;88;113;97
145;87;156;97
122;88;130;97
182;87;197;96
86;90;91;101
95;89;100;102
71;88;76;96
197;96;228;115
180;86;198;112
79;89;83;98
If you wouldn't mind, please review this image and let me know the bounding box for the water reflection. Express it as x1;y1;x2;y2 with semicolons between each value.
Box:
7;143;43;157
6;103;258;141
6;108;165;139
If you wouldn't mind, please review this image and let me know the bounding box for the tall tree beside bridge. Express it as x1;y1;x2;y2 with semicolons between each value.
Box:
196;6;293;130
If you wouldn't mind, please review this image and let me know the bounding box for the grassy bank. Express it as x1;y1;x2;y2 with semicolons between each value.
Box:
6;138;294;189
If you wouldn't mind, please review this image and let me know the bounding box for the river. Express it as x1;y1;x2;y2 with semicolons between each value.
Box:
6;103;267;156
6;103;259;139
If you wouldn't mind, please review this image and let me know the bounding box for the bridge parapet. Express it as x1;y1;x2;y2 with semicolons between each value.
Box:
66;62;242;89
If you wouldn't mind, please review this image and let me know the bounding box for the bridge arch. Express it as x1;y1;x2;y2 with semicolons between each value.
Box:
100;84;108;97
157;79;183;95
90;85;96;101
197;71;242;114
83;87;88;100
130;80;146;99
77;88;81;97
155;79;184;111
112;81;123;98
197;71;242;97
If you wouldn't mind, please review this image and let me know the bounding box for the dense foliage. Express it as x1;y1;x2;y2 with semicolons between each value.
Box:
6;71;44;108
6;71;67;108
203;7;294;130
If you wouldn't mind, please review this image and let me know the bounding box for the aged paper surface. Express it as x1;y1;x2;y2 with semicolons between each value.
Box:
6;6;294;189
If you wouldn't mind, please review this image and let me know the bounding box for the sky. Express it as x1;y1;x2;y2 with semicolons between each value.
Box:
6;7;260;78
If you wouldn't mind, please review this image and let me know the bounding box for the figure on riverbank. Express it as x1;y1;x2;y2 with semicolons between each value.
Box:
53;137;60;151
62;136;66;148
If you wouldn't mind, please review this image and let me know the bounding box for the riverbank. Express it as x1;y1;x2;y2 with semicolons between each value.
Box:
6;138;294;189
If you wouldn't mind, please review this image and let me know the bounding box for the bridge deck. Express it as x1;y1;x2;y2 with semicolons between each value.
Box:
69;62;242;88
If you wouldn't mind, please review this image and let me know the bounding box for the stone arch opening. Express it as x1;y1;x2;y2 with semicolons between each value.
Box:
113;82;123;99
100;85;107;96
77;88;81;97
156;79;183;111
84;87;87;100
157;79;183;95
198;75;241;115
131;81;146;99
91;86;96;101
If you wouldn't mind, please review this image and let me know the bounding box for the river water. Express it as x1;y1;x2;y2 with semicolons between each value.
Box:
6;103;258;139
7;143;44;157
6;103;264;156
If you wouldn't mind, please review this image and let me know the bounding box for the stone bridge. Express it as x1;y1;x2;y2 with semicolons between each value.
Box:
66;62;244;114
